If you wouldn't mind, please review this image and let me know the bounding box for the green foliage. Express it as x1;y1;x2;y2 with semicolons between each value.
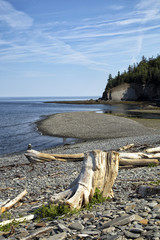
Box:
1;212;12;220
148;163;158;168
87;188;107;208
34;188;109;221
150;179;160;185
104;54;160;93
0;220;19;232
34;203;79;221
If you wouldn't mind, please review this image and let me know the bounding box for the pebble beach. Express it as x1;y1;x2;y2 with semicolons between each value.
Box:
1;111;160;239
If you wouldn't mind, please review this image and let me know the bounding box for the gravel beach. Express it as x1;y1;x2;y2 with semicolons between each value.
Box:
37;111;160;140
1;112;160;239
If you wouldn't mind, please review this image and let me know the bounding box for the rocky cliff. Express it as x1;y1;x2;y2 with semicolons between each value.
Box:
102;83;160;101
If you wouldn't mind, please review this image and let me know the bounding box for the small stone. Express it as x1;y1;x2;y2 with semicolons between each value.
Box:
77;233;89;238
147;201;157;208
100;214;135;228
125;204;136;212
69;221;84;231
83;213;95;220
154;203;160;210
58;223;70;232
140;219;149;225
102;226;115;234
35;222;46;228
134;214;143;221
124;230;140;239
47;232;67;240
130;227;143;233
81;229;100;235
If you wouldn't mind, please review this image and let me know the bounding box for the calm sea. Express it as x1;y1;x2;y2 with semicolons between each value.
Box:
0;97;113;156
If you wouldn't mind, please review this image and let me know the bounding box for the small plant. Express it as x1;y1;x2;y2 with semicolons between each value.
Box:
34;188;109;221
86;188;108;209
148;163;158;168
1;212;12;220
0;220;19;232
150;179;160;185
34;203;79;221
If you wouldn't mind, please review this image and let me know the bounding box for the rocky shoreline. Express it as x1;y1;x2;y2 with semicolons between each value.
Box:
0;137;160;239
1;110;160;239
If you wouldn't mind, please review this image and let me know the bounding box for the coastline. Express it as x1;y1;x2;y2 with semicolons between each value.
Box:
36;111;159;140
1;109;160;239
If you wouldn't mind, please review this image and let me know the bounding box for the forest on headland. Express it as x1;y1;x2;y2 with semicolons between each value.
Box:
104;55;160;91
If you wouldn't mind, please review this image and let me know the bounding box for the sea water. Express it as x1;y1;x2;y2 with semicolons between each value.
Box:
0;97;113;156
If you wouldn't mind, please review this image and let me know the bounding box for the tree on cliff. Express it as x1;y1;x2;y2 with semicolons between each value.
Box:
103;55;160;93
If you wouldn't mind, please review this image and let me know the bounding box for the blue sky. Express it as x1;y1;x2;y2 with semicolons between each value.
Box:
0;0;160;97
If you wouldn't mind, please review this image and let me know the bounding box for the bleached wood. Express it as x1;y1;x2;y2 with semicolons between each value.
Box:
25;149;84;163
0;214;34;227
50;150;119;209
119;152;148;159
119;144;134;151
0;190;27;213
0;199;10;208
145;146;160;153
120;158;159;166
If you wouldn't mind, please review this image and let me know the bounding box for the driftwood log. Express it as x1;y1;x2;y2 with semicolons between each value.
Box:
25;144;84;163
50;150;119;209
0;190;27;214
25;145;159;167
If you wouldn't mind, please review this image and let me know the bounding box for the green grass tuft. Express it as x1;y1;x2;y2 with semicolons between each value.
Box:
150;179;160;185
34;188;109;221
0;220;19;232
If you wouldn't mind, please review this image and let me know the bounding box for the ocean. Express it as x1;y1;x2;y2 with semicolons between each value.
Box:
0;97;113;156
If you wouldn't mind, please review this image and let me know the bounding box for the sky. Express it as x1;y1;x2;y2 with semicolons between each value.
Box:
0;0;160;97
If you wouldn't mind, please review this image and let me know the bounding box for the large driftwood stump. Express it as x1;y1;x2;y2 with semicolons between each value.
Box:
50;150;119;209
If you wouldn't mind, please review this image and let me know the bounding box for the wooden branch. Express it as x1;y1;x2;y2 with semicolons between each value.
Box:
25;145;84;163
145;146;160;153
0;190;27;214
118;152;149;159
119;144;134;151
50;150;119;209
120;158;159;166
0;199;10;208
0;214;34;227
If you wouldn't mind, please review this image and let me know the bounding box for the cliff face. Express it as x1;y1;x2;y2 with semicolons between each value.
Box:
102;83;160;101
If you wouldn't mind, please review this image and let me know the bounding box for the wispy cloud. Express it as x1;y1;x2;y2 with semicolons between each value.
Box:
0;0;33;29
0;0;160;75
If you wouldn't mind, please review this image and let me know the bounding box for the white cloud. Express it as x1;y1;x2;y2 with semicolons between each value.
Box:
0;0;33;29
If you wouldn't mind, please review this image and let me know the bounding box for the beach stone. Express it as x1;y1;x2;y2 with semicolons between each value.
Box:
77;233;90;238
147;201;158;208
15;229;29;239
139;219;149;225
130;227;143;233
102;226;115;234
100;214;135;228
124;230;140;239
47;232;67;240
57;223;70;232
81;229;100;235
124;204;136;212
35;222;46;228
82;213;95;220
105;236;123;240
68;221;84;231
134;214;143;221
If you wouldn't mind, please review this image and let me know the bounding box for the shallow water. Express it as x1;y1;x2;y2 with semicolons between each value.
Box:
0;97;113;156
